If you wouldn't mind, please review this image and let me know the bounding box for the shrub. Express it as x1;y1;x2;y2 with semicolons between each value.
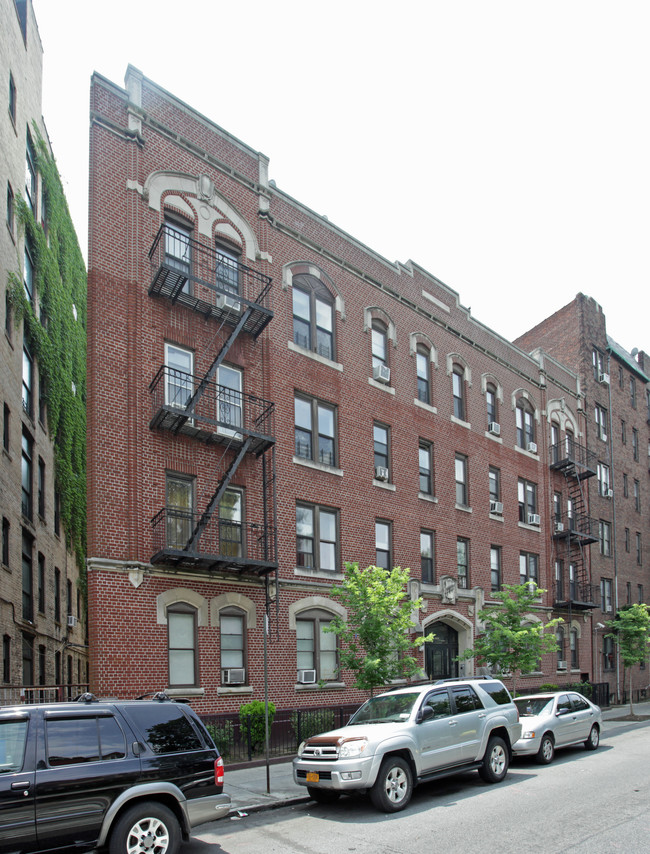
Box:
538;683;560;692
291;708;336;745
239;700;275;751
205;720;235;760
566;681;593;699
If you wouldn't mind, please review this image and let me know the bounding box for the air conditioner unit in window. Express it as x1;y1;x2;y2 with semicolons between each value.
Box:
528;513;541;526
297;669;316;684
527;442;538;454
490;500;503;515
216;292;241;313
554;521;564;532
601;433;608;443
372;364;391;384
67;614;77;628
374;466;389;482
605;488;614;499
222;668;245;685
488;422;501;436
599;372;610;386
557;660;567;671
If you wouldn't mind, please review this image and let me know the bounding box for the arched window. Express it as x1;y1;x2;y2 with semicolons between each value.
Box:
516;399;535;449
416;346;431;404
296;608;338;682
452;365;466;421
486;383;498;428
556;626;566;669
371;320;388;374
220;606;247;685
167;602;198;687
164;214;193;295
550;421;560;463
292;274;335;360
570;628;579;670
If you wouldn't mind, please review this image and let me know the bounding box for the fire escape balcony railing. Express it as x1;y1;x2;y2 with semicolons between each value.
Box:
552;580;599;610
552;513;598;544
549;441;597;479
148;224;273;338
149;366;275;454
151;508;277;575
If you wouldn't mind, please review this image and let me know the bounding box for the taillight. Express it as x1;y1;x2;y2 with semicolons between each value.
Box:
215;756;225;787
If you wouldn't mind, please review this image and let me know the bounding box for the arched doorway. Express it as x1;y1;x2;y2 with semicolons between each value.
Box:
425;622;459;681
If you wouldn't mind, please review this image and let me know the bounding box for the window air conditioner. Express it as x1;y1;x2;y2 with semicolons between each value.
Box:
557;660;567;671
527;442;538;454
374;466;389;482
373;364;391;384
601;433;608;443
606;488;614;498
488;422;501;436
528;513;541;526
216;292;241;313
554;522;564;533
599;372;610;386
222;668;245;685
490;500;503;515
67;614;77;628
297;669;317;684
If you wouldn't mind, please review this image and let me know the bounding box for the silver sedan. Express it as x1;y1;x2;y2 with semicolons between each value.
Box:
512;692;602;764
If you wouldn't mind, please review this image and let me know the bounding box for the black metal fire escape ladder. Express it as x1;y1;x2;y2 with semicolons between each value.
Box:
563;470;591;594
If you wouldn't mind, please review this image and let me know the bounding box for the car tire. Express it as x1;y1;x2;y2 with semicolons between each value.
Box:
307;786;341;804
479;736;509;783
109;801;181;854
370;756;413;812
584;724;600;751
536;733;555;765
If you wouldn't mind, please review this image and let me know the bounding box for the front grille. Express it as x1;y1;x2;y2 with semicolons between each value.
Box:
300;744;339;760
296;769;333;780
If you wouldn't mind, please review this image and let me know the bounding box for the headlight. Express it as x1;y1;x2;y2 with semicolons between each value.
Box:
297;741;306;755
338;738;368;758
522;731;536;739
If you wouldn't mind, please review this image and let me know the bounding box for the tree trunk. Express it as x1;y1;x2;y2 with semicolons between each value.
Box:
629;668;634;716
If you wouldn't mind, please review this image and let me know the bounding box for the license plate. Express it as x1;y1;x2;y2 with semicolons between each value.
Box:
306;772;319;783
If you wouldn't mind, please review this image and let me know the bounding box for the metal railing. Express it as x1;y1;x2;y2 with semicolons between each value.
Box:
0;684;90;706
549;440;597;476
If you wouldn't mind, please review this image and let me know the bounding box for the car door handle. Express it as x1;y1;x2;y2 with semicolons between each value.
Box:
449;720;457;726
478;713;487;718
11;781;31;793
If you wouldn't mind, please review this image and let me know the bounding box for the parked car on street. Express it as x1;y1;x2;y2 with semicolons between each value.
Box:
512;691;602;764
293;678;522;812
0;692;230;854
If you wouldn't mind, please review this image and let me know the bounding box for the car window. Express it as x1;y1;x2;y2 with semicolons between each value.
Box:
0;719;29;773
98;716;127;760
423;690;451;720
125;705;204;754
570;694;590;712
556;695;572;714
46;717;100;766
452;685;483;713
479;681;512;705
349;693;420;724
514;697;554;716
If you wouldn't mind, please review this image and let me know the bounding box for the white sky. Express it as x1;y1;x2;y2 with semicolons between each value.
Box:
32;0;650;353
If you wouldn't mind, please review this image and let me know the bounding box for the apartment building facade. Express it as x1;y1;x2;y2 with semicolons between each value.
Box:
1;0;87;700
87;67;605;713
517;295;650;700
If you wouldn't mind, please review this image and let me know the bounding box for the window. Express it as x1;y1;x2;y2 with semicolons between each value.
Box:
2;517;9;566
22;346;33;416
415;347;431;403
550;422;559;462
66;580;72;618
597;463;610;497
489;466;500;503
594;404;607;441
623;473;628;498
371;320;388;373
418;441;433;495
599;520;612;557
216;363;243;438
54;490;60;536
214;242;240;305
25;131;37;214
519;552;538;585
21;428;33;519
518;478;538;523
23;238;35;304
452;365;465;420
8;72;16;125
38;457;45;519
220;608;246;681
219;488;243;558
420;530;434;584
621;419;626;444
556;627;565;667
165;473;194;549
373;422;390;479
627;581;632;605
292;275;334;360
516;399;535;448
2;635;9;683
592;348;605;380
456;537;469;588
22;531;33;622
3;403;9;452
636;532;642;566
296;610;338;681
632;428;638;460
294;394;336;466
5;289;11;338
555;560;564;600
54;567;61;622
375;520;392;570
638;584;644;604
455;454;468;506
625;527;630;553
296;503;338;572
37;552;45;614
553;492;562;524
634;479;640;512
164;343;193;409
603;635;614;671
569;562;577;599
164;219;191;290
167;602;198;687
619;365;624;387
6;182;14;237
490;546;501;592
600;578;613;613
630;376;637;408
486;384;497;427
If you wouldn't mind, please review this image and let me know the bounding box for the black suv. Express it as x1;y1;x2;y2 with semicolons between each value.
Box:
0;692;230;854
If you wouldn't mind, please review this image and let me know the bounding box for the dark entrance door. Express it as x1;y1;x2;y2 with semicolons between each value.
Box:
425;623;459;681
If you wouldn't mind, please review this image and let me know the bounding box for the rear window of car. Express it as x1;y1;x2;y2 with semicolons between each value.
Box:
124;704;204;754
478;681;512;705
0;719;28;773
45;715;126;766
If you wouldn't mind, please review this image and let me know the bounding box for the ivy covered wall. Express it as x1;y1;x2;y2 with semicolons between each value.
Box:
8;128;87;574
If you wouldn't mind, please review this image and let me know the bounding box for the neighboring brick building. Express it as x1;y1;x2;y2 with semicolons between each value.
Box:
1;0;87;700
517;294;650;700
87;67;607;713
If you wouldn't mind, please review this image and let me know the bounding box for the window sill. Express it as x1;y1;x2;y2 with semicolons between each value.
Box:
287;340;343;371
217;685;254;696
414;399;437;415
489;512;504;522
368;377;395;395
455;503;472;513
514;445;539;460
450;416;471;429
418;493;438;504
518;521;541;532
293;456;343;477
373;479;396;491
166;687;205;697
484;431;502;444
2;563;10;574
2;448;12;462
295;681;346;691
294;566;343;581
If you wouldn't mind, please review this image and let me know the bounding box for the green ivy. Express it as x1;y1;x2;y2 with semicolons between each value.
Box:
7;126;87;581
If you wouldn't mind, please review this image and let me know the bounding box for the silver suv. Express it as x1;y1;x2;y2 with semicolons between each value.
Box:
293;678;521;812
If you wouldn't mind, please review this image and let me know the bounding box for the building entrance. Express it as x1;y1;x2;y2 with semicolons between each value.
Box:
424;622;459;681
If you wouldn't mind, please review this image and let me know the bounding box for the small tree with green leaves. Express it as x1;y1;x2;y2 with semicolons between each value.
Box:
458;583;563;696
327;562;432;696
606;603;650;715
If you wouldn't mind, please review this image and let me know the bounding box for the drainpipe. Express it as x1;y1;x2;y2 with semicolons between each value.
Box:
606;354;620;701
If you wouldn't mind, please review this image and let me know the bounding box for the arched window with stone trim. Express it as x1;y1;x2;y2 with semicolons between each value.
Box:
220;606;247;685
167;601;198;688
292;273;335;360
296;608;339;683
452;364;466;421
516;397;536;449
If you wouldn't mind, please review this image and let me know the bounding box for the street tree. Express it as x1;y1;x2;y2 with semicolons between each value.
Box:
458;582;562;696
606;603;650;715
327;562;431;695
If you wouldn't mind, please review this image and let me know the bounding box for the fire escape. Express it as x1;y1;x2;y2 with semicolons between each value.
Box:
549;439;599;609
147;223;277;576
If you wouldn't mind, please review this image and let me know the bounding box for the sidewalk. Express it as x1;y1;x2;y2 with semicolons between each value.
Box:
223;699;650;816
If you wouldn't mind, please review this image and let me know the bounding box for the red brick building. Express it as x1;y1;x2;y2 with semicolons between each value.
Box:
88;67;610;713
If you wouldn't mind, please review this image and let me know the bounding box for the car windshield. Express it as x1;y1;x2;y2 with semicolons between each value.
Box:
514;697;554;717
348;693;420;724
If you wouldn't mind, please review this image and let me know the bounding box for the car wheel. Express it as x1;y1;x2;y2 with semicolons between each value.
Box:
109;802;181;854
536;733;555;765
370;756;413;812
479;736;509;783
584;724;600;751
307;786;341;804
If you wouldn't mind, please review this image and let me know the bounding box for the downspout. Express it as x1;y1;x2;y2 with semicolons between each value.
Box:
606;354;620;701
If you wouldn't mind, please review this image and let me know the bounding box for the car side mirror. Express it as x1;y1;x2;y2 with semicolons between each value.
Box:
418;706;434;723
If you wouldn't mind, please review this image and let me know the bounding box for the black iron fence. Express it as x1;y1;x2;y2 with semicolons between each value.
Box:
0;684;90;705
